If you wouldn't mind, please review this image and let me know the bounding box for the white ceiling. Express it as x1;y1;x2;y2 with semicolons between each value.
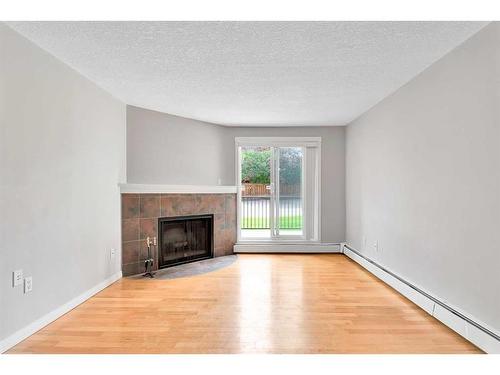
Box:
7;21;487;126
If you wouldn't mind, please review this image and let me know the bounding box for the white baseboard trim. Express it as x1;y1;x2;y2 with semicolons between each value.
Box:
343;244;500;354
0;271;122;354
234;242;341;253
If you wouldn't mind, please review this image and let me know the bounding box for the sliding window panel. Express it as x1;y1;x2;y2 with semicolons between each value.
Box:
276;147;304;238
240;146;272;239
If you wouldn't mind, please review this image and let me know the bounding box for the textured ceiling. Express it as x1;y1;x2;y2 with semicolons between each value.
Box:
6;21;488;126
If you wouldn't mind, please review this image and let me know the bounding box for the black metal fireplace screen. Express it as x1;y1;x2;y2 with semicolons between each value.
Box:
158;214;214;268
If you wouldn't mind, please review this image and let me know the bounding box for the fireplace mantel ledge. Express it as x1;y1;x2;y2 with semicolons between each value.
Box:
119;183;238;194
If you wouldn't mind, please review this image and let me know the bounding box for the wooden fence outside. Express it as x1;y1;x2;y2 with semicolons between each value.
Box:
242;183;300;197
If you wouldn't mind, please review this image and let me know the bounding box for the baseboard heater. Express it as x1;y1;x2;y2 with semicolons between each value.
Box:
343;244;500;353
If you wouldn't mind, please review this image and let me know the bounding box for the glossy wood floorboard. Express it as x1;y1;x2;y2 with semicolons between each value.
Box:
8;254;481;354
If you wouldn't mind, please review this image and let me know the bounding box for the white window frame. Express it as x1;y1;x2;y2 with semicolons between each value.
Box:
235;137;321;244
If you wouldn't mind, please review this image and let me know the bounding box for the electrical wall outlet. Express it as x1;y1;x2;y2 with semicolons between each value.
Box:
110;248;116;259
13;269;23;287
24;277;33;293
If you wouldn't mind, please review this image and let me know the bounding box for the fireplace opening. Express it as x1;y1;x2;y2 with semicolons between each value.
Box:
158;214;214;268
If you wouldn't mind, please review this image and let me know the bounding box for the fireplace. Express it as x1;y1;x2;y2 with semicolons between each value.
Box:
158;214;214;268
121;193;235;276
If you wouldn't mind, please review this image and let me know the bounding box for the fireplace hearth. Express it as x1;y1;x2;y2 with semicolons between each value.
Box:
158;214;214;268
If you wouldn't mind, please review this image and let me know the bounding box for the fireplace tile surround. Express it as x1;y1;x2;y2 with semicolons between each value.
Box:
121;193;236;276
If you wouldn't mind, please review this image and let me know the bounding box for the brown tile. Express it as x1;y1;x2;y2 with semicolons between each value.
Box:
212;195;226;214
160;194;230;217
225;194;236;215
139;218;158;240
122;218;139;242
214;241;233;257
160;194;175;217
225;215;236;233
121;194;139;219
215;246;233;257
225;197;236;230
122;241;140;264
214;213;226;231
171;194;196;216
161;194;197;217
193;195;208;214
214;211;228;254
214;233;224;252
122;262;140;276
161;194;195;217
140;194;160;218
214;227;235;257
225;229;236;250
193;195;211;214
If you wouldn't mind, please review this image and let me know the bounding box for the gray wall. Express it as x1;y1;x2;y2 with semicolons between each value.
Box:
346;23;499;332
127;106;227;185
127;106;346;243
0;24;126;342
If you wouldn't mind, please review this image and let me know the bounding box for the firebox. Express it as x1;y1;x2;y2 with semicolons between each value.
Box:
158;214;214;268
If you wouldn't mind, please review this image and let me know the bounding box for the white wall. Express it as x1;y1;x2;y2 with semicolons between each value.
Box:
127;106;346;243
346;23;499;332
0;24;126;342
127;106;227;185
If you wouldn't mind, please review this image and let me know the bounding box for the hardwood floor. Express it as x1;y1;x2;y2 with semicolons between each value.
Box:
8;254;481;354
